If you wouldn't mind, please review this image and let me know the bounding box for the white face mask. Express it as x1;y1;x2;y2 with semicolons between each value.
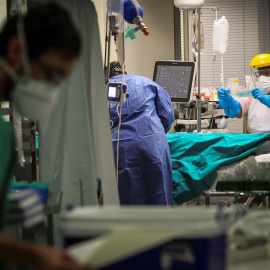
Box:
259;76;270;94
11;74;59;121
0;16;61;121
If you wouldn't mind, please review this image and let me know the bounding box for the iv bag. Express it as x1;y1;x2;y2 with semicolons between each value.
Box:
106;0;124;33
192;14;205;57
213;16;229;55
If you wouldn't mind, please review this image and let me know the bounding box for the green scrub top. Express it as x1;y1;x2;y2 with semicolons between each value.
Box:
0;112;16;231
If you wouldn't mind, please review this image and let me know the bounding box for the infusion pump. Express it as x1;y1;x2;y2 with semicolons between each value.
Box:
107;82;128;104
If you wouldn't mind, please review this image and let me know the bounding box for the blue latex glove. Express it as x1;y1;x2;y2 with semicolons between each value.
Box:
251;87;270;108
218;87;241;118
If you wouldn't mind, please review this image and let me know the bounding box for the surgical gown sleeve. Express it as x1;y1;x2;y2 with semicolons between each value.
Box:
236;96;252;118
154;84;175;133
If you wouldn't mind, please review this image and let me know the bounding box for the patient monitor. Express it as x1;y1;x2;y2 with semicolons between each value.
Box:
153;60;196;103
153;61;215;131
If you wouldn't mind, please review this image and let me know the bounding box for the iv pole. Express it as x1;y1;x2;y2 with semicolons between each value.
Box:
197;8;201;132
181;7;219;132
104;1;125;83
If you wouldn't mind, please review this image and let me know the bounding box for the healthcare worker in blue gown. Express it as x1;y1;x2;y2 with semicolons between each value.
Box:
108;62;175;205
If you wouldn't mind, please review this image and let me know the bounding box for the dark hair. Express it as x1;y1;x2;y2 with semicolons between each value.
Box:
107;61;127;79
0;1;81;60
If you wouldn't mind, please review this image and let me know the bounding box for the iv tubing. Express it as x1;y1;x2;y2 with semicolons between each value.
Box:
116;104;123;184
221;55;224;87
197;8;201;132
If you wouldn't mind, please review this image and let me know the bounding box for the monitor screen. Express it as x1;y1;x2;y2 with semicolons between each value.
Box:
153;61;196;103
108;86;119;98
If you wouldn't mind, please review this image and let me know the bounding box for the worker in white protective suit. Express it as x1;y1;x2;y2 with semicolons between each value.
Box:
218;54;270;154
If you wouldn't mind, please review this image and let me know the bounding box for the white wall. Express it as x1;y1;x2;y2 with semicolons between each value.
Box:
92;0;175;79
124;0;175;79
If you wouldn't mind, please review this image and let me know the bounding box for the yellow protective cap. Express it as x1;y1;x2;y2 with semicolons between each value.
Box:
250;54;270;68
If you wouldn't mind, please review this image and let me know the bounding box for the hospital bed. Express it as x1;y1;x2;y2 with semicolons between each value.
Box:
167;132;270;206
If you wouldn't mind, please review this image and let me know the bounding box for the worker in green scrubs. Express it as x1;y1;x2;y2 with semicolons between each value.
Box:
0;2;91;270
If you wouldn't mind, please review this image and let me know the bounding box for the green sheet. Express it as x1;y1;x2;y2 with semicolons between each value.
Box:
167;132;270;205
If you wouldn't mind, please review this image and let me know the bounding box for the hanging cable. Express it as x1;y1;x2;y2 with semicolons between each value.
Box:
104;9;109;72
221;55;224;87
111;104;121;136
110;120;114;128
116;104;123;184
213;53;216;88
109;104;118;110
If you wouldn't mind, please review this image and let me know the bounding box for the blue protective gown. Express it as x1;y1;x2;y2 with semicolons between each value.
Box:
109;75;175;205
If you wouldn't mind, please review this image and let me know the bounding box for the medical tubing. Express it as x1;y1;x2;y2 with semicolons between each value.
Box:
123;22;131;66
196;8;202;132
106;31;112;83
213;53;216;87
221;55;224;87
122;21;131;82
104;10;109;72
17;15;31;75
111;105;121;136
12;105;25;167
188;108;192;128
109;104;118;110
116;104;123;183
122;65;126;83
210;115;214;130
